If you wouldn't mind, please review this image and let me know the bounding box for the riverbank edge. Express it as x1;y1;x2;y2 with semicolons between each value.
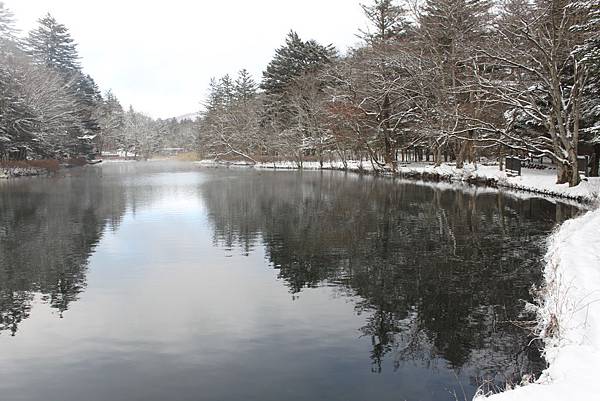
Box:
197;159;600;401
196;160;600;204
0;166;52;179
1;159;104;179
476;208;600;401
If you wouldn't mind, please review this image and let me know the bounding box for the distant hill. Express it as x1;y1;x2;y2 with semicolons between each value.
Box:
172;112;200;122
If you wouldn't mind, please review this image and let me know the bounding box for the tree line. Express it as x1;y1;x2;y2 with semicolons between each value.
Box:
199;0;600;187
0;3;196;162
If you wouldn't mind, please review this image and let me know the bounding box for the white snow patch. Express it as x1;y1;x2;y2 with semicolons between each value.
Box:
478;209;600;401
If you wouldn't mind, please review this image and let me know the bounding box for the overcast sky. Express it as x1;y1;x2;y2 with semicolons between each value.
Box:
6;0;366;119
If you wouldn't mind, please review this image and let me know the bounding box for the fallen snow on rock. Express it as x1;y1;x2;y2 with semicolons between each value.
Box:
478;208;600;401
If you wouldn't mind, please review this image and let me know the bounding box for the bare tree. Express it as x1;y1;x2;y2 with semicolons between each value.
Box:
472;0;592;186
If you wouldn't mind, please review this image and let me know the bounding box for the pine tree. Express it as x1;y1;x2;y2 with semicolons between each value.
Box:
204;76;233;114
261;31;335;132
0;2;18;47
25;14;104;155
70;72;102;135
97;90;124;152
416;0;493;168
219;74;235;105
262;31;334;96
234;69;257;104
26;13;80;72
359;0;409;44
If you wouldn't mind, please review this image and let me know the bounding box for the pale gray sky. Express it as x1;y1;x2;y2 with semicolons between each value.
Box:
6;0;366;119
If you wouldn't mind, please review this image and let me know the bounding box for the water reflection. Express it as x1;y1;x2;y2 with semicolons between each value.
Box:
0;163;581;401
201;170;579;383
0;168;125;335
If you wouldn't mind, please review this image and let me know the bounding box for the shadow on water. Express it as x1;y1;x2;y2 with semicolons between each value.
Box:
200;169;581;390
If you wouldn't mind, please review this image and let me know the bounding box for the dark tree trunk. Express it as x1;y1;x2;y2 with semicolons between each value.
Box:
591;144;600;177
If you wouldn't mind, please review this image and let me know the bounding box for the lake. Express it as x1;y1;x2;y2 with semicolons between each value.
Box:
0;161;580;401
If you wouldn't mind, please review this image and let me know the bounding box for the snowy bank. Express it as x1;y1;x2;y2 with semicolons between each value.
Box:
0;165;49;178
478;208;600;401
196;160;600;203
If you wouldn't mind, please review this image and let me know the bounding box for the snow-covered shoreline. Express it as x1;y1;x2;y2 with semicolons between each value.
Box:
477;208;600;401
196;159;600;203
197;159;600;400
0;166;49;179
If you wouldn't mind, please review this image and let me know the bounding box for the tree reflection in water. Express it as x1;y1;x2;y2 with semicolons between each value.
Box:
201;170;579;387
0;167;130;335
0;165;582;394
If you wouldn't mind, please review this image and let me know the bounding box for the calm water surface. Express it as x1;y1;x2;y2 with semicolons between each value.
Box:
0;162;580;401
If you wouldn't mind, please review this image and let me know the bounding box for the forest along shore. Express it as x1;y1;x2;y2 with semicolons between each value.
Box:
197;159;600;401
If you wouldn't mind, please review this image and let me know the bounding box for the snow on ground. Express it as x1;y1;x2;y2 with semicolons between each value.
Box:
0;166;48;178
472;164;600;203
477;208;600;401
196;159;600;203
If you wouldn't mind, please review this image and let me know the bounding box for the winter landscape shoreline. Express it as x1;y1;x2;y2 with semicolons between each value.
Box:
197;159;600;203
197;159;600;401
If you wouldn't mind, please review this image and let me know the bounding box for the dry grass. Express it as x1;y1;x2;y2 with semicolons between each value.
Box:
0;159;60;173
173;152;201;161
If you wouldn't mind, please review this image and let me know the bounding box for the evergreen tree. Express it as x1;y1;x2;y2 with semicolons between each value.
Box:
359;0;409;44
70;72;102;135
419;0;492;77
0;2;18;47
234;69;257;104
261;31;335;131
204;77;228;113
417;0;493;167
26;13;80;72
219;74;235;105
262;31;334;96
26;14;102;155
98;90;124;152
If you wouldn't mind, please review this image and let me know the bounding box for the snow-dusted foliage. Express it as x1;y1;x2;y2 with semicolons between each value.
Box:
195;0;600;187
198;71;262;163
0;4;198;163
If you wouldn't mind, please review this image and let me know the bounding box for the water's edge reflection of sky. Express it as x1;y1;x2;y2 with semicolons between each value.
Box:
0;162;580;401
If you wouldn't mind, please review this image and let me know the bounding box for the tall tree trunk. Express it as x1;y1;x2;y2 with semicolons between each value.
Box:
591;144;600;177
456;141;467;169
435;144;442;167
556;161;571;184
568;147;580;187
381;94;396;171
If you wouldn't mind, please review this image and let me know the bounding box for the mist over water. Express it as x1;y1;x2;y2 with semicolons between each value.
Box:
0;162;580;401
